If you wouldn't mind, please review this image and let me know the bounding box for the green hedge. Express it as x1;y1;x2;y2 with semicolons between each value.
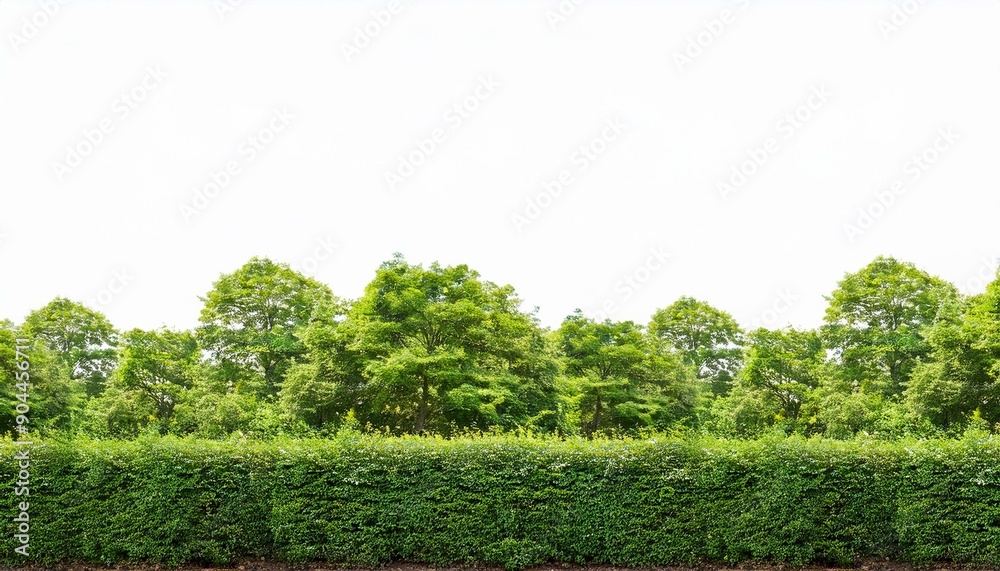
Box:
3;434;1000;567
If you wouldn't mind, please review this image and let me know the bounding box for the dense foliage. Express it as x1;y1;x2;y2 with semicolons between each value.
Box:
5;254;1000;440
4;433;1000;567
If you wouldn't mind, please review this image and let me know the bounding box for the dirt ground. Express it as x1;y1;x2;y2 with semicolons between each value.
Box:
3;562;999;571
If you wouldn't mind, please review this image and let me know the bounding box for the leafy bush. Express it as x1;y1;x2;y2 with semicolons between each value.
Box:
3;433;1000;568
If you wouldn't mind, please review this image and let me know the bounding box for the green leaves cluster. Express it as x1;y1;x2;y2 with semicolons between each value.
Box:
7;253;1000;440
5;434;1000;568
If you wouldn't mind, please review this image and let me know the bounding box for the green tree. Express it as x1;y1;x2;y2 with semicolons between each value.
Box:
822;256;958;397
21;297;118;397
339;254;559;434
739;327;826;424
197;257;336;397
279;299;359;429
1;322;85;436
649;296;743;396
114;328;201;424
905;271;1000;430
558;312;699;435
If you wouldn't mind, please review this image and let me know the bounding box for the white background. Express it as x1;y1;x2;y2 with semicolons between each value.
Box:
1;0;998;332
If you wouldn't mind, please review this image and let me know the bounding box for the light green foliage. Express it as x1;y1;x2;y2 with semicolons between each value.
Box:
650;296;743;396
197;257;336;397
326;254;560;434
20;297;118;397
1;322;85;435
905;272;1000;430
557;312;699;435
822;256;958;397
82;328;203;437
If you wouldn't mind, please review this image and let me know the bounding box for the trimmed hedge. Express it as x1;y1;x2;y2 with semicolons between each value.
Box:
3;434;1000;567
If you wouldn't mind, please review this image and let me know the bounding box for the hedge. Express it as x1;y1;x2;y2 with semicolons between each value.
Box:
2;433;1000;568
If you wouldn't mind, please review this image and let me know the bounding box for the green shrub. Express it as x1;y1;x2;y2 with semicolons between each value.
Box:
3;433;1000;568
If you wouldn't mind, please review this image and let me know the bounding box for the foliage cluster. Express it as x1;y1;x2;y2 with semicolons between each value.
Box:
4;433;1000;567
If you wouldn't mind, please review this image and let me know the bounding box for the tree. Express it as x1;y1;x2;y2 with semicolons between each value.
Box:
649;296;743;396
1;321;85;436
113;328;201;424
905;271;1000;430
197;257;336;397
558;312;699;435
21;297;118;396
340;254;559;434
739;327;826;424
822;256;958;397
279;299;360;429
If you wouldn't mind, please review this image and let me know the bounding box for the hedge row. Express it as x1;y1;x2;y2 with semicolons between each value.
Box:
2;434;1000;568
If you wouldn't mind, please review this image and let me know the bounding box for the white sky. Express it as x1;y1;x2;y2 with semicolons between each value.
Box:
1;0;999;334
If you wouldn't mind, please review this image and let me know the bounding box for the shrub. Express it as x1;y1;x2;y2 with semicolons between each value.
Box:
3;433;1000;568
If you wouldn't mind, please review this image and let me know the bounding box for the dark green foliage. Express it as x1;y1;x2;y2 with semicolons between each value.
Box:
5;434;1000;568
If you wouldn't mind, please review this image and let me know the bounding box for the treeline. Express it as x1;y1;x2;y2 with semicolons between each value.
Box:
3;254;1000;440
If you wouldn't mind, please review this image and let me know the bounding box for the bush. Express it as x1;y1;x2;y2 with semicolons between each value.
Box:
3;433;1000;568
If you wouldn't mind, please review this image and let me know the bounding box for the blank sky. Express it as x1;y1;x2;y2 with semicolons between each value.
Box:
1;0;998;333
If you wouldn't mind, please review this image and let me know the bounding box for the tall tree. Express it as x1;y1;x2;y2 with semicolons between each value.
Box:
739;327;826;423
822;256;958;397
558;312;699;435
649;297;743;396
905;271;1000;430
21;298;118;397
1;321;85;435
340;254;558;434
197;257;336;397
113;328;201;424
